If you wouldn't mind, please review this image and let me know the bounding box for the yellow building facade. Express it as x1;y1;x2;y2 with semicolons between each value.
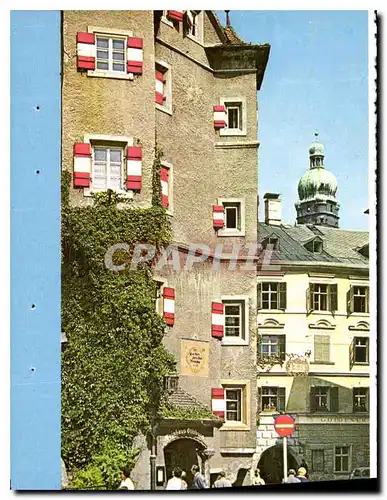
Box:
255;193;370;483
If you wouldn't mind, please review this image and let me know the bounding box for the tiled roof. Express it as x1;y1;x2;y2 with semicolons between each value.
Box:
167;387;212;411
223;25;246;45
207;11;246;45
258;223;369;269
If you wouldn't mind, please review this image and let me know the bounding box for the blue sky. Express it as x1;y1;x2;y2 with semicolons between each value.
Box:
216;10;369;230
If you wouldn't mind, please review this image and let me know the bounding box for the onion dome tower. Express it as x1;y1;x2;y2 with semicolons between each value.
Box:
295;133;340;227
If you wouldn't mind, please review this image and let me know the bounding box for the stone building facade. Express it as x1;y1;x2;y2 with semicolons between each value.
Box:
255;191;370;483
62;10;270;489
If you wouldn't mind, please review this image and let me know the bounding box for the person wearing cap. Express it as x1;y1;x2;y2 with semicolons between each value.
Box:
285;469;301;483
214;471;232;488
296;467;308;482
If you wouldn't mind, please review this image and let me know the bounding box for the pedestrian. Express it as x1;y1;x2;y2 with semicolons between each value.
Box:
300;459;309;478
296;467;308;483
165;467;187;490
191;464;206;489
181;471;188;490
118;466;135;490
252;468;265;486
285;469;301;483
214;471;232;488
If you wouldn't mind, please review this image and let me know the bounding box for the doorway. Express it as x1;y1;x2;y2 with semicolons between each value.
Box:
258;445;299;484
164;438;205;489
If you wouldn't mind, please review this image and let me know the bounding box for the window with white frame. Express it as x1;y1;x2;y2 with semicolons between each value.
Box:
334;446;350;473
258;282;287;310
220;381;250;428
354;337;369;363
260;335;286;360
185;10;202;40
310;386;339;413
225;388;242;422
307;283;338;313
227;102;242;131
223;300;245;340
220;98;247;136
217;198;245;237
224;202;241;230
347;285;369;314
96;35;126;72
259;387;286;411
92;146;124;191
353;387;369;413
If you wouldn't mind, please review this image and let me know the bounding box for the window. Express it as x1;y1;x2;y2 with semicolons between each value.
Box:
217;198;245;237
314;335;330;362
92;146;124;191
258;387;286;412
224;202;241;230
220;380;251;429
262;236;280;251
225;388;242;422
260;335;285;360
223;300;245;340
312;450;325;472
155;61;172;115
96;36;125;72
310;386;338;413
347;286;369;314
164;374;179;392
305;238;323;253
186;10;199;38
334;446;350;473
257;282;287;310
219;98;247;136
226;102;242;131
307;283;337;313
353;388;369;413
350;337;369;367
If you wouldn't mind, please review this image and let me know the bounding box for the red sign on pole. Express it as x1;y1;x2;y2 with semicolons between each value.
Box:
274;414;296;437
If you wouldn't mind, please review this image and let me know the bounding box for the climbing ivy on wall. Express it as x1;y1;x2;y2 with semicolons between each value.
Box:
61;149;176;485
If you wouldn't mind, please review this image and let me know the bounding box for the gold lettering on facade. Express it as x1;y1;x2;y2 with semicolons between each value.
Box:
180;340;209;377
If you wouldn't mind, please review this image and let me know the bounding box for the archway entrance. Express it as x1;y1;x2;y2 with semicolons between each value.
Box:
258;445;299;484
164;438;205;489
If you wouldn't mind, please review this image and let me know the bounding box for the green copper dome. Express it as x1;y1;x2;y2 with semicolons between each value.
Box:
298;167;338;201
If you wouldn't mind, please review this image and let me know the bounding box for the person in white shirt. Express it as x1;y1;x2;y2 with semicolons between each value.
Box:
165;467;187;490
252;469;265;486
118;467;135;490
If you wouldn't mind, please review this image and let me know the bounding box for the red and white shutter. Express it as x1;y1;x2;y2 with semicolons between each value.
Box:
212;205;225;229
77;32;96;70
73;143;92;188
213;105;227;129
161;167;169;209
211;388;226;419
127;37;143;74
211;302;224;339
163;287;175;326
126;146;142;191
167;10;184;22
155;71;165;105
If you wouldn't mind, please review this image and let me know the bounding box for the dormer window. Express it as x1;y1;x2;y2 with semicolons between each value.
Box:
305;237;323;254
357;244;369;258
263;236;279;251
